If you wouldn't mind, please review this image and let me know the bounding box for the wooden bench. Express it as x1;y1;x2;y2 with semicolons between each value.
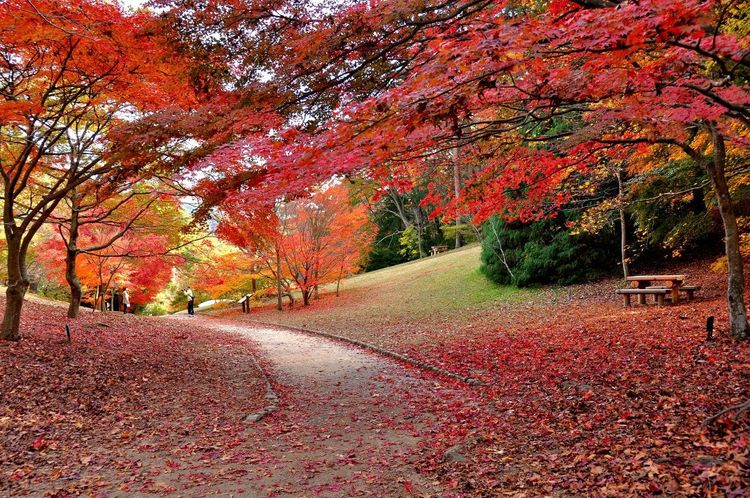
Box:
430;245;449;256
616;288;670;306
680;285;701;300
647;285;702;301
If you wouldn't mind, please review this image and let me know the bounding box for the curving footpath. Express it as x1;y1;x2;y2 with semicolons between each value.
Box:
205;320;464;497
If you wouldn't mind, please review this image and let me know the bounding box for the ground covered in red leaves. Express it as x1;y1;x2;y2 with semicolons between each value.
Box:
235;260;750;496
0;297;268;497
3;257;749;496
410;303;750;496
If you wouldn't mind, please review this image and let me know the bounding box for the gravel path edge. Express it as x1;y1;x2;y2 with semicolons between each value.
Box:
239;318;491;387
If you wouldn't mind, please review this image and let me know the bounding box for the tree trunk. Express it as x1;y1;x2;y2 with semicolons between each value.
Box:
619;207;629;279
453;148;463;249
336;263;344;297
93;260;104;314
706;126;749;340
616;168;629;279
414;209;425;258
275;241;283;311
1;238;29;341
313;254;320;299
65;248;82;319
65;191;82;318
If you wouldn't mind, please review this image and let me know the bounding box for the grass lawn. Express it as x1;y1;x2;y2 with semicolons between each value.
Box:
321;244;533;310
247;244;544;349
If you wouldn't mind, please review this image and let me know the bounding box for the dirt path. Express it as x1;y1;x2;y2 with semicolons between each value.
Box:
204;320;454;497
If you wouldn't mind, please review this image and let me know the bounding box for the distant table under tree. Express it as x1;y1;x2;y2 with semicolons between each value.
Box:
626;274;687;305
430;245;448;256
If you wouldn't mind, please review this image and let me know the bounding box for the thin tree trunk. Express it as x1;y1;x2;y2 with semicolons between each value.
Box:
490;219;514;280
616;168;629;279
65;190;82;318
1;237;28;341
469;222;483;243
65;248;82;318
275;241;283;311
313;251;320;299
388;189;410;228
453;147;463;249
706;126;749;339
336;262;344;297
417;223;424;258
92;259;104;313
415;208;425;258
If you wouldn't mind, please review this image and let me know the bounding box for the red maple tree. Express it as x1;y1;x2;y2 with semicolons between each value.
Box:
191;0;750;338
0;0;191;339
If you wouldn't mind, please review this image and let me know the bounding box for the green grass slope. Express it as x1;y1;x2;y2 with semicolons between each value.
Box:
327;244;531;312
248;244;541;348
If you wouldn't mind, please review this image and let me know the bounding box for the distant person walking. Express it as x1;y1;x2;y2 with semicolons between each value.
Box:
184;287;195;316
122;287;130;314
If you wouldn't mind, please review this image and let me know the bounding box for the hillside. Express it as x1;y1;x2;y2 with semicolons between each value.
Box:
244;244;731;347
222;248;749;496
245;244;547;348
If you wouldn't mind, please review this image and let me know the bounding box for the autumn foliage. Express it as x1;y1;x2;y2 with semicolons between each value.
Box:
143;0;750;336
211;184;373;305
2;0;750;495
277;186;374;304
0;0;192;337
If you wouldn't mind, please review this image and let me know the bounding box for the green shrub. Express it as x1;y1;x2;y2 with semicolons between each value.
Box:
366;245;405;271
142;302;169;316
440;223;479;248
480;214;619;287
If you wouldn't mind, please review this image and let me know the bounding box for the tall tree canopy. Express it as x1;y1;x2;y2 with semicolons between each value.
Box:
1;0;749;341
172;0;750;338
0;0;191;339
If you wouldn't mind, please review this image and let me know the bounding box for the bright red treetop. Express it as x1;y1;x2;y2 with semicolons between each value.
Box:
193;0;748;222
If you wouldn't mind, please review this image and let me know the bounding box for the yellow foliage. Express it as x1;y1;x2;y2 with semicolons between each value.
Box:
711;217;750;273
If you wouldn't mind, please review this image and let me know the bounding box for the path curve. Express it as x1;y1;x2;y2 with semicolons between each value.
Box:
209;320;455;497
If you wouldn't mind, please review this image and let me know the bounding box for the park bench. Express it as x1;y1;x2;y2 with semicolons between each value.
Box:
646;285;702;301
616;287;671;306
430;245;449;256
616;274;701;306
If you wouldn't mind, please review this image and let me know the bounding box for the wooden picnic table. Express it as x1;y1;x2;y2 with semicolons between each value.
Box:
627;274;687;304
430;245;449;256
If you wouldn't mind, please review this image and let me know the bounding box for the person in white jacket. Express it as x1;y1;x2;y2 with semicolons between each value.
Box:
122;288;130;314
